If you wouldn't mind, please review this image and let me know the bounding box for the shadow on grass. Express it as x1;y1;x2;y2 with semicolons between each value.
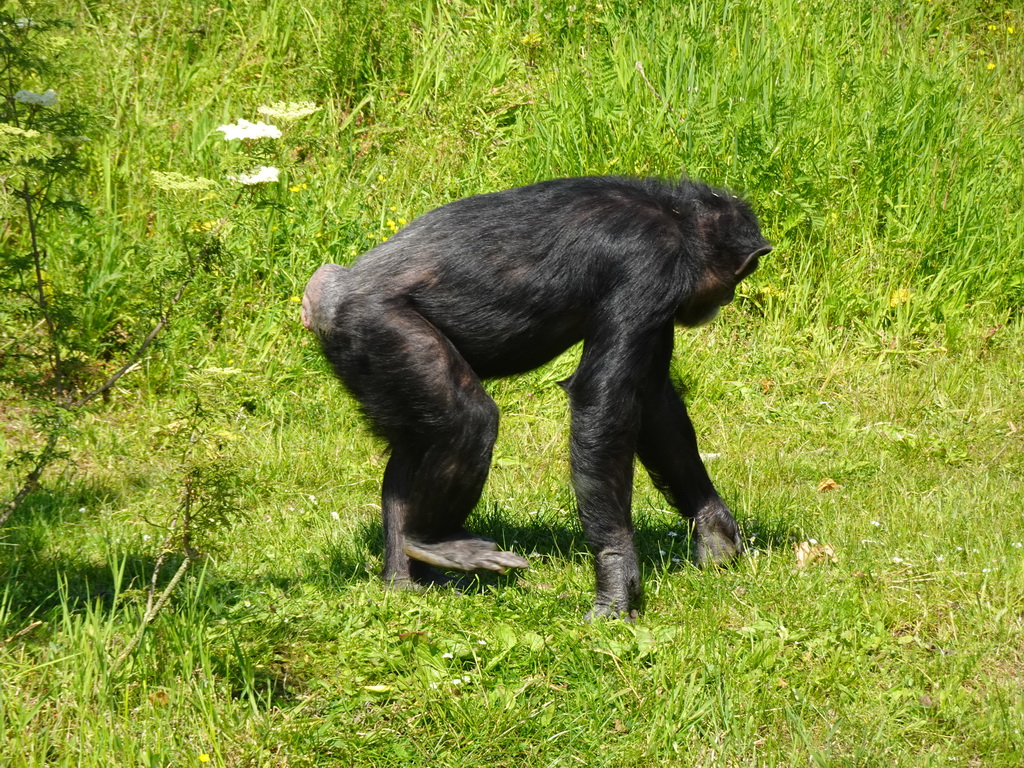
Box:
310;501;800;595
2;481;142;615
2;482;306;705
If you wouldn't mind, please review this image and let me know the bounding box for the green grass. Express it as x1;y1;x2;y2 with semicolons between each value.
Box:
2;0;1024;765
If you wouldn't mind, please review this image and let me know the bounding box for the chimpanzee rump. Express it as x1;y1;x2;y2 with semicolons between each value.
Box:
302;176;771;618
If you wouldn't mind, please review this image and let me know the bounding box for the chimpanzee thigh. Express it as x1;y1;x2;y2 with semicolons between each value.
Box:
325;298;500;584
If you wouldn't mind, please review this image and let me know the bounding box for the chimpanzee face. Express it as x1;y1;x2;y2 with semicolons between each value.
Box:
675;241;770;327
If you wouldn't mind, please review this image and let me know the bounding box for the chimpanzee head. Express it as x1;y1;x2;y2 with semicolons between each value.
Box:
675;188;771;326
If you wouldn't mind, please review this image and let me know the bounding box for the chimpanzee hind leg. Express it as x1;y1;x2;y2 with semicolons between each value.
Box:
635;332;742;566
339;303;528;586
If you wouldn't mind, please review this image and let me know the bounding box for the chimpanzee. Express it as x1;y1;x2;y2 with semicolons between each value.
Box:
301;176;770;619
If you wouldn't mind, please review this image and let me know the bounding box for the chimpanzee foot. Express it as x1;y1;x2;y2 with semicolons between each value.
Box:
694;501;743;567
584;602;639;622
404;531;529;574
584;545;641;621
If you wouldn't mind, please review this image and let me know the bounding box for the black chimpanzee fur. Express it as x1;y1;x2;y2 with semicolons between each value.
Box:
301;176;771;619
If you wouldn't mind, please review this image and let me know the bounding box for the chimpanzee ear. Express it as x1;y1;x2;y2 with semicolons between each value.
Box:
735;245;771;278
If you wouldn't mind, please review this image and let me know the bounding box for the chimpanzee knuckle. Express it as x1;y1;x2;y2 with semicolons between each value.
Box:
585;596;636;622
695;505;743;567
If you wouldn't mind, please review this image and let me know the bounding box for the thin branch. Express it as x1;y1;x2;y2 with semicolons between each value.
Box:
111;423;203;671
23;178;66;403
110;552;196;671
146;519;176;616
634;60;686;124
74;259;198;407
0;428;60;527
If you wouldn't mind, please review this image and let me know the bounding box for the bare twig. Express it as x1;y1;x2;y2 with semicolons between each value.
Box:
111;551;197;671
111;423;203;671
23;178;66;403
634;60;687;124
4;620;44;644
0;428;60;527
75;260;199;407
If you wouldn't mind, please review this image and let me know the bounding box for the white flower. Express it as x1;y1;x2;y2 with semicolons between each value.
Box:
258;101;320;121
14;89;57;107
1012;543;1022;549
871;520;881;527
229;165;280;185
441;652;454;659
217;118;282;141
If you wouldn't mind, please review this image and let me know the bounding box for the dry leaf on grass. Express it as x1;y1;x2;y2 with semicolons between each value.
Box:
794;540;838;568
818;477;841;492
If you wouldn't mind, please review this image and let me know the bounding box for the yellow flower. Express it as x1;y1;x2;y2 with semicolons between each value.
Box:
987;62;996;70
199;755;210;764
290;296;302;303
889;288;912;307
988;24;998;31
1009;27;1015;34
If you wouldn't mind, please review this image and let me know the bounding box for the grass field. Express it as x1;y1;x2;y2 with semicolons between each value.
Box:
2;0;1023;765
